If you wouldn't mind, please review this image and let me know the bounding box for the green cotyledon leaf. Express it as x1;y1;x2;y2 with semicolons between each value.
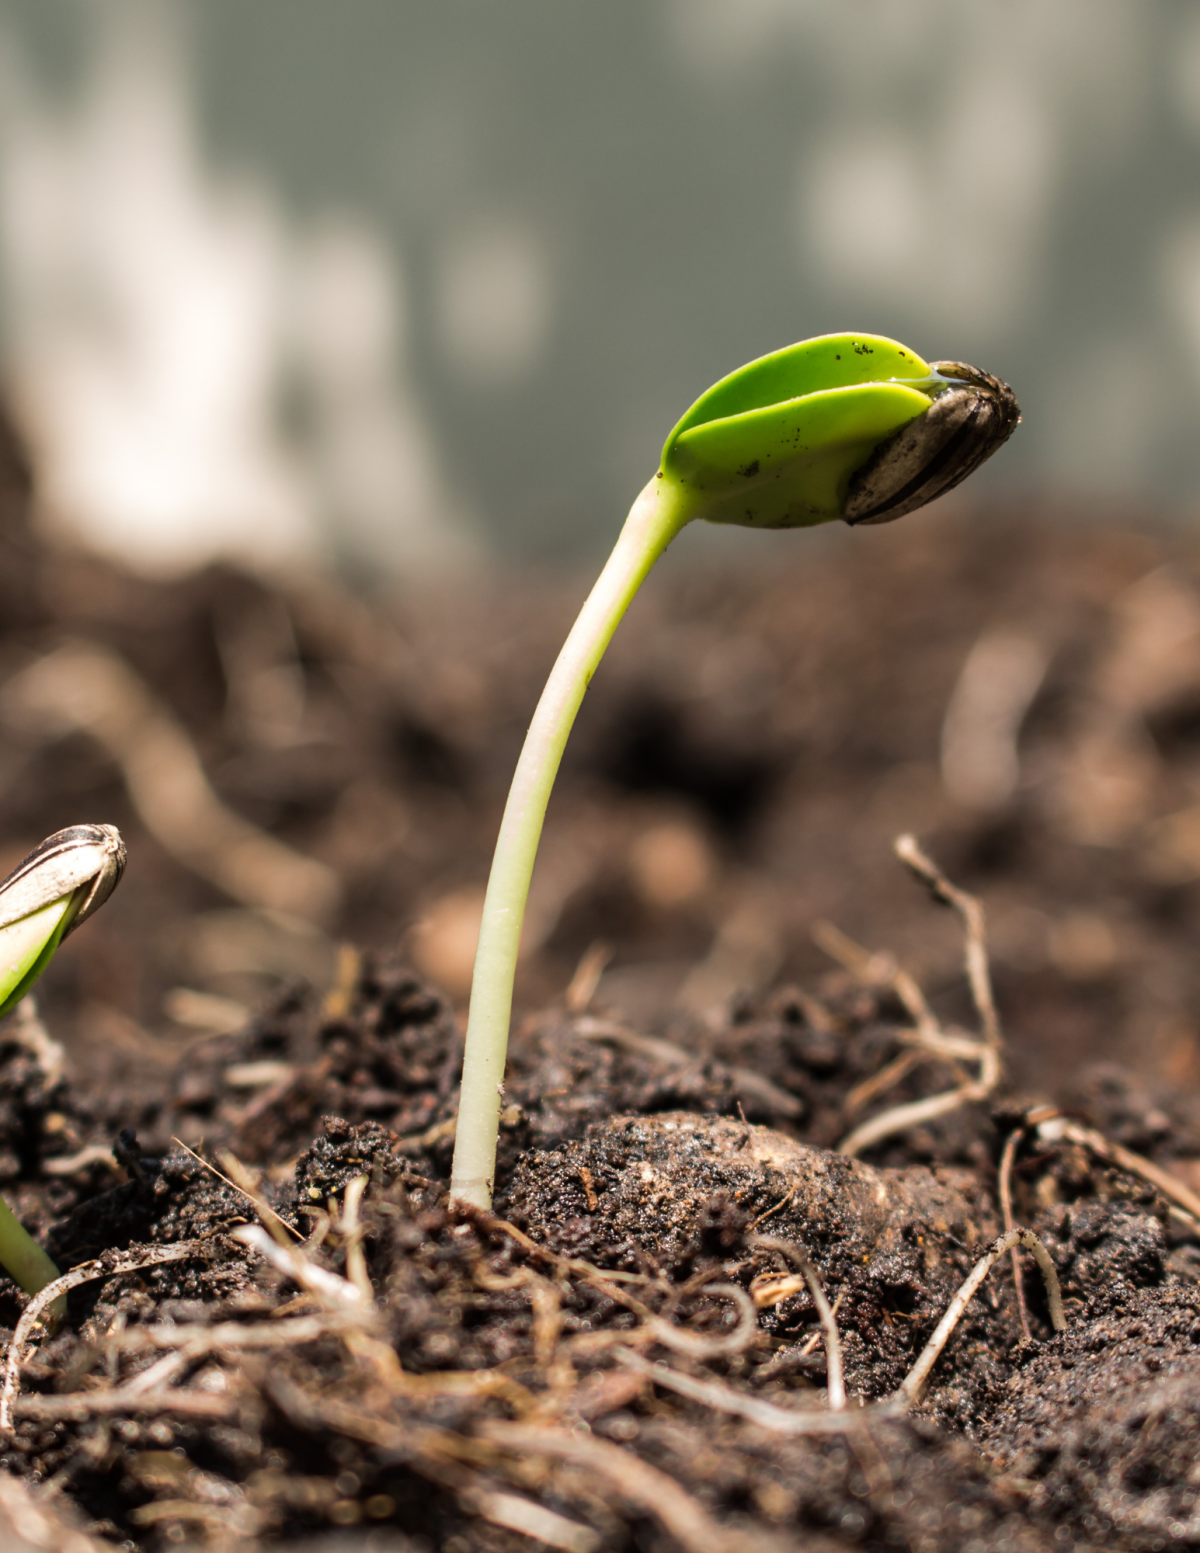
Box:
0;896;78;1018
661;332;941;529
658;332;1019;531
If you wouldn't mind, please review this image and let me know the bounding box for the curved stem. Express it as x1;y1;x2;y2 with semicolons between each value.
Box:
451;477;692;1206
0;1194;63;1319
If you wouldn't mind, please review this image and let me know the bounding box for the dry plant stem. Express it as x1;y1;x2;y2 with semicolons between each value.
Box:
483;1211;649;1284
120;1348;193;1396
172;1137;303;1242
894;832;1001;1052
3;642;340;921
468;1210;760;1357
451;476;690;1208
464;1489;600;1553
813;919;940;1039
129;1502;253;1538
9;996;64;1089
798;1289;847;1357
107;1313;354;1356
230;1224;371;1314
748;1185;796;1229
0;1470;115;1553
265;1375;601;1553
844;1048;920;1119
564;940;612;1013
839;1085;990;1158
341;1171;372;1299
479;1420;749;1553
999;1127;1033;1342
831;843;1003;1156
616;1348;899;1436
642;1284;759;1360
42;1143;118;1176
233;1210;406;1384
1044;1116;1200;1226
0;1239;211;1430
751;1235;845;1409
213;1144;305;1243
13;1388;238;1423
894;1229;1064;1408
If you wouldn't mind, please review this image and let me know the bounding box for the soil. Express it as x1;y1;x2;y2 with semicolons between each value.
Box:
4;958;1200;1553
2;410;1200;1549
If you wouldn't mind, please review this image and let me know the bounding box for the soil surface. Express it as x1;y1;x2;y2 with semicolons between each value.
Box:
1;412;1200;1549
3;953;1200;1553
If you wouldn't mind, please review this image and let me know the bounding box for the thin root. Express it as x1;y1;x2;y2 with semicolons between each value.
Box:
998;1127;1032;1342
831;838;1004;1156
751;1235;845;1410
0;1240;213;1431
1037;1114;1200;1229
616;1347;898;1437
894;1228;1065;1408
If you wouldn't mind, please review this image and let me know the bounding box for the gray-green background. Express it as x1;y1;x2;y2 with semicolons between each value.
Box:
0;1;1195;573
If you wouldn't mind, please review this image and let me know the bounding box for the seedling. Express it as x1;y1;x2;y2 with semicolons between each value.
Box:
0;824;125;1306
450;333;1019;1207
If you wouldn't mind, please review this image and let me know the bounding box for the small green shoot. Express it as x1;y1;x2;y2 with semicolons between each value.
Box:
450;333;1019;1208
0;824;126;1312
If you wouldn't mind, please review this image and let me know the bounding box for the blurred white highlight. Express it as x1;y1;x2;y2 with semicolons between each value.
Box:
0;4;465;574
292;217;474;570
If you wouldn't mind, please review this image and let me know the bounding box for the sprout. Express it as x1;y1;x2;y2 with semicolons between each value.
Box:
0;824;126;1310
449;333;1019;1208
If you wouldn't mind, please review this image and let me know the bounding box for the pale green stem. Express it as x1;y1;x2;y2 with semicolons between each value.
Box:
450;476;693;1207
0;1191;63;1320
0;898;74;1319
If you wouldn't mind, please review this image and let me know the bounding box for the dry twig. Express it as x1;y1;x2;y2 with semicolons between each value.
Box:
844;1049;921;1119
477;1212;760;1357
0;1240;213;1430
894;832;1001;1051
464;1488;600;1553
751;1235;845;1409
893;1228;1065;1408
564;941;613;1014
480;1420;755;1553
831;837;1003;1157
340;1171;373;1300
12;1388;239;1424
231;1224;370;1314
840;1087;992;1159
812;920;939;1040
998;1127;1033;1342
1036;1114;1200;1228
616;1347;898;1436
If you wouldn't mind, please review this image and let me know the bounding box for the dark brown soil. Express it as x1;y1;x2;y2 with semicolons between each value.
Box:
0;950;1196;1553
2;409;1200;1549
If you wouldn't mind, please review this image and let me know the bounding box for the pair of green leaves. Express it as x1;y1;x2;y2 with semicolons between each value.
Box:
661;332;1019;531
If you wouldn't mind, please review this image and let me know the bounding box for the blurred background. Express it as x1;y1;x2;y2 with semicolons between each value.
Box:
0;0;1198;1120
2;0;1200;570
